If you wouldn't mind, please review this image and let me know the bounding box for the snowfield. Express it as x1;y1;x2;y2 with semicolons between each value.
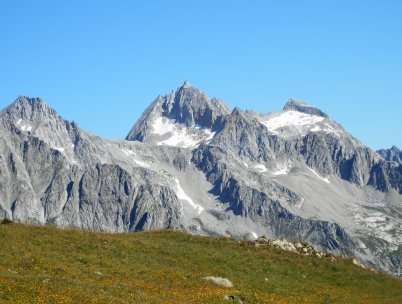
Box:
261;110;325;132
260;110;343;137
151;116;215;149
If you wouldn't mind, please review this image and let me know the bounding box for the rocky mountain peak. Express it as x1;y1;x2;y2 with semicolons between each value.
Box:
126;82;230;143
160;82;230;127
283;99;328;118
181;80;192;89
0;96;83;164
230;107;244;117
3;96;56;120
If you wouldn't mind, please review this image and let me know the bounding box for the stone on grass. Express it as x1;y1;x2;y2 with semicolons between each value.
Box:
203;276;233;288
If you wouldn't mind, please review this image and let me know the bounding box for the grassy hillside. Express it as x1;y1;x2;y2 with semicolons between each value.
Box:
0;223;401;304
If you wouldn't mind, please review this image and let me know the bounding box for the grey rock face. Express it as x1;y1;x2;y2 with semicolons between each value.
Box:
0;84;402;278
210;107;401;195
191;145;355;255
0;97;184;232
378;146;402;164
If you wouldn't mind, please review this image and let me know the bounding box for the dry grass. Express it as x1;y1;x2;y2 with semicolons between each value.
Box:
0;223;401;303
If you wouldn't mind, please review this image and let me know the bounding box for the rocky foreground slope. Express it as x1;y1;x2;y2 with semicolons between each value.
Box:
0;82;401;277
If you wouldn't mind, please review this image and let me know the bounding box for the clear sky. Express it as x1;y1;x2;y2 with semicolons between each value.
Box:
0;1;401;149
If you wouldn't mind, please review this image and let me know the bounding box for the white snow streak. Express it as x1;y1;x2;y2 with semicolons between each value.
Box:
204;129;216;143
307;167;330;184
174;178;204;214
251;232;258;239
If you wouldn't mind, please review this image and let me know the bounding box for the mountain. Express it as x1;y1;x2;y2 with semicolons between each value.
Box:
378;146;402;165
0;96;183;231
126;81;229;147
0;83;401;278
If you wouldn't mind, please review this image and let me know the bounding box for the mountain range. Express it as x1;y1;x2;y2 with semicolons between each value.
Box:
0;82;401;277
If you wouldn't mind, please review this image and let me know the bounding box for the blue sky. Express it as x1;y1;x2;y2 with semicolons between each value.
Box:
0;1;401;149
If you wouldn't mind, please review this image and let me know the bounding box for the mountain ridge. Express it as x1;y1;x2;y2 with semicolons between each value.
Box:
0;82;401;278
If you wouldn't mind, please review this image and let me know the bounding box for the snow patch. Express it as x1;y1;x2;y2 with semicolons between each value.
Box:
272;162;292;176
53;147;65;153
152;116;176;136
152;116;215;149
307;167;330;184
272;167;290;176
204;130;216;143
158;131;200;148
260;110;342;137
310;125;322;132
134;159;148;168
251;231;258;239
15;119;32;132
254;164;267;173
20;125;32;132
261;111;325;133
174;178;204;214
121;148;150;168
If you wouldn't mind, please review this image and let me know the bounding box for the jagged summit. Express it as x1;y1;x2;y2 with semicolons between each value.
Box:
4;96;53;116
0;96;85;165
378;146;402;164
181;80;192;88
15;96;43;104
0;96;64;131
169;82;230;125
283;98;328;118
230;107;243;115
283;98;308;108
9;96;49;110
126;82;230;146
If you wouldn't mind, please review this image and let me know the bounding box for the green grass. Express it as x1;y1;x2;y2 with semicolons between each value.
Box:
0;223;401;303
